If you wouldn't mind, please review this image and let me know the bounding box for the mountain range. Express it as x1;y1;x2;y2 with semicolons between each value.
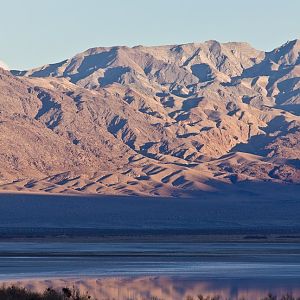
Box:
0;39;299;197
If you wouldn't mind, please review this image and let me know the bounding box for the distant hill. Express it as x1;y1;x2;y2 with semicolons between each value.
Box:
0;39;299;197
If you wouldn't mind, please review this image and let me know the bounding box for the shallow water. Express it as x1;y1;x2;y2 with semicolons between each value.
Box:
1;242;300;277
1;242;300;290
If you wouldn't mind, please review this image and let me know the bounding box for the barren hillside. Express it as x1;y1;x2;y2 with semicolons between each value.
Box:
0;39;299;197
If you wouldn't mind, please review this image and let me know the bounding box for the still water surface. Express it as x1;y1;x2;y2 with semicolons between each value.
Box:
0;242;300;298
1;242;300;278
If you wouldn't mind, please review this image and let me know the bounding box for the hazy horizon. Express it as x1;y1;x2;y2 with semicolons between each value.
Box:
1;0;299;70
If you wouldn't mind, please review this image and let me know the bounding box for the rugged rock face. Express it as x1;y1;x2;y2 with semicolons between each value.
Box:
1;39;299;196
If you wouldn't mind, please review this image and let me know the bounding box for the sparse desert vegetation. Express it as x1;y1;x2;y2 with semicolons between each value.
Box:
0;286;93;300
0;286;299;300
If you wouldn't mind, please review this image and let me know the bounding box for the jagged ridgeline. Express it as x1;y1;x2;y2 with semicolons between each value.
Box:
0;40;299;196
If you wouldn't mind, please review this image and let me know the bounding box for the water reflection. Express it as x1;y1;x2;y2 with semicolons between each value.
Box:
3;276;300;300
1;242;300;299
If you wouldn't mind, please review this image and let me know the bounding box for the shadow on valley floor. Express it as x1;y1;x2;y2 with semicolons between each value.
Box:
0;180;299;239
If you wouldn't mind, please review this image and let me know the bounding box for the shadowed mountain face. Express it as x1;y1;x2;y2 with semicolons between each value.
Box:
1;40;299;197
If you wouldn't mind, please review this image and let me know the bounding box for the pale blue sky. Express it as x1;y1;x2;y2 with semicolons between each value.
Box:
1;0;299;70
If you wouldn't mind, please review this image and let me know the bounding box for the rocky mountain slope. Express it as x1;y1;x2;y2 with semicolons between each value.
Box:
0;39;299;197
